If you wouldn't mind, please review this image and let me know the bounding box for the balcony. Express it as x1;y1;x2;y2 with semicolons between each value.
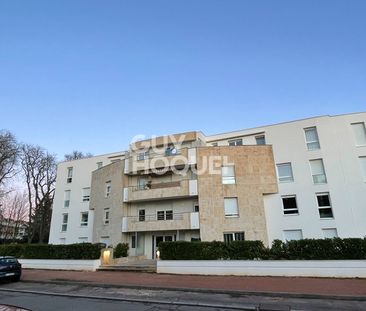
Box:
124;147;197;175
122;212;200;233
123;179;198;202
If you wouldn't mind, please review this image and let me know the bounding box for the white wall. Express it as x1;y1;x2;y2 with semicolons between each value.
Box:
49;152;124;244
157;260;366;278
207;113;366;243
19;259;101;271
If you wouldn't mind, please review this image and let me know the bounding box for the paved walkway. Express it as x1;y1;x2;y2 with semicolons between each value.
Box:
21;269;366;298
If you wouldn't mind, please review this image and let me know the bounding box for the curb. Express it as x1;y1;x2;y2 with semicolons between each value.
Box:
21;279;366;301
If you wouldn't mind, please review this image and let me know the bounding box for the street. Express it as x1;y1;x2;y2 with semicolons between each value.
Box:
0;281;365;311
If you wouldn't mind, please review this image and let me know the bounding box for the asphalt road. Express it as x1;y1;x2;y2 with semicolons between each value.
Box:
0;281;365;311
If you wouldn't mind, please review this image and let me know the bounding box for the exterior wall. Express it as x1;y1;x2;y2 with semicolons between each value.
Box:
91;160;125;247
207;112;366;243
19;259;101;271
48;152;124;244
197;146;278;245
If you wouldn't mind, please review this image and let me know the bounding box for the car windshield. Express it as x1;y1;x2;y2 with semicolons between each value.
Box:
0;258;18;264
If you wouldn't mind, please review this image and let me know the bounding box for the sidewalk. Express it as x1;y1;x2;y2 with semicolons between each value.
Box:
21;269;366;299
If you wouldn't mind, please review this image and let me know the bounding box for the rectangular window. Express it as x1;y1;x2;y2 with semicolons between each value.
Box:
282;195;299;215
138;209;145;222
228;139;243;146
222;166;236;184
224;232;245;243
105;181;111;197
212;142;218;147
131;235;136;248
67;167;73;183
277;163;294;182
224;198;239;217
310;159;327;184
61;214;68;232
64;190;71;208
80;212;88;226
351;122;366;146
283;229;303;241
359;156;366;181
157;211;165;221
317;192;333;218
103;208;110;225
322;228;338;239
255;135;266;145
165;210;173;220
97;162;103;169
82;187;90;202
137;177;148;190
137;150;149;161
304;127;320;150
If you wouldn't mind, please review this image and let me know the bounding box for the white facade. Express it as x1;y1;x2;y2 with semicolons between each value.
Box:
207;112;366;243
48;112;366;245
48;152;124;244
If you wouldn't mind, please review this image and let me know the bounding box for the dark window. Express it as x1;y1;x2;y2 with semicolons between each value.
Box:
317;194;330;207
317;193;333;218
255;135;266;145
157;211;165;220
282;196;299;215
228;139;243;146
165;210;173;220
139;209;145;222
224;232;245;243
131;235;136;248
234;232;245;241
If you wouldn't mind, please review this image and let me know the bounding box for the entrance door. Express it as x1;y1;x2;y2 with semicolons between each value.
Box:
136;233;145;256
154;235;175;259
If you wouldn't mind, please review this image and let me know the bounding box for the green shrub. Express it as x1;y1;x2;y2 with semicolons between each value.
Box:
114;243;129;258
0;243;103;259
160;238;366;260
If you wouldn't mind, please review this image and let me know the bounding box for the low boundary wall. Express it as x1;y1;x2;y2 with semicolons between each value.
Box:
19;259;101;271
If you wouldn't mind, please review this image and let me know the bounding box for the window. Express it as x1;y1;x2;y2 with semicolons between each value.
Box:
61;214;68;232
105;181;111;197
138;209;145;222
194;204;199;212
67;167;73;183
255;135;266;145
283;229;303;241
228;139;242;146
317;193;333;218
80;212;88;226
277;163;294;182
322;228;338;239
224;198;239;217
282;195;299;215
137;150;149;161
222;166;236;184
97;162;103;169
224;232;245;243
78;237;88;243
64;190;71;208
212;142;218;147
359;156;366;181
157;211;165;220
304;127;320;150
103;208;110;225
137;177;148;190
309;159;327;184
82;187;90;202
351;122;366;146
165;210;173;220
131;235;136;248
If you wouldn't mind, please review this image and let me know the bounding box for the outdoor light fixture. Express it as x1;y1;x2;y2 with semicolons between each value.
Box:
156;250;160;260
103;249;111;265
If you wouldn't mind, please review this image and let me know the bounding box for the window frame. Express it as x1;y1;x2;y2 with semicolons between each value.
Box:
255;135;266;145
61;213;68;232
351;122;366;146
64;190;71;208
224;197;239;218
103;208;110;225
105;181;111;197
82;187;90;202
80;212;89;227
276;163;294;183
304;127;320;150
316;192;334;219
228;138;243;146
67;167;73;183
223;232;245;243
282;195;299;215
309;159;327;184
222;165;236;184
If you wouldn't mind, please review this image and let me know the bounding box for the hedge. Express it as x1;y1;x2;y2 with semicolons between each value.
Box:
159;238;366;260
0;243;104;260
114;243;129;258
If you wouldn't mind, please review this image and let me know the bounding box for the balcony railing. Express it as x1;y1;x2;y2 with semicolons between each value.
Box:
122;212;200;233
123;179;198;202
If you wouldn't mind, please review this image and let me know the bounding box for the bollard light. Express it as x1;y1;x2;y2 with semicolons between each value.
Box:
156;250;160;260
103;249;111;265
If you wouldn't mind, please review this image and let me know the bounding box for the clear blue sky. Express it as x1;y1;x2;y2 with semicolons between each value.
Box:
1;0;365;160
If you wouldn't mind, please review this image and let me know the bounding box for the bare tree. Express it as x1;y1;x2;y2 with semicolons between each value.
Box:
64;150;93;161
0;131;19;196
0;192;28;242
20;144;57;243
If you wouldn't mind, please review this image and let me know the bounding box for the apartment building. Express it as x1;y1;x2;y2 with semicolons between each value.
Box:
48;112;366;259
